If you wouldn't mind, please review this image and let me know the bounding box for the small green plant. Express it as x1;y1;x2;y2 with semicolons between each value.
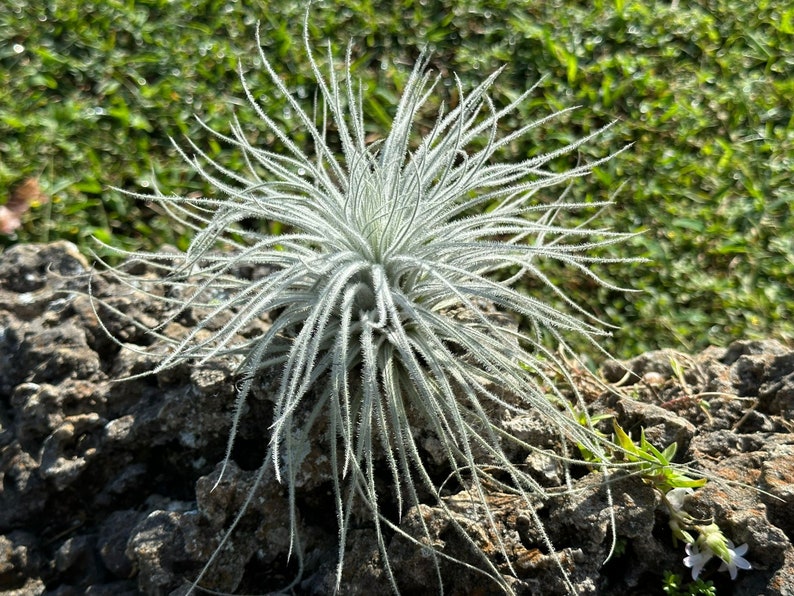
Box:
611;419;707;494
570;406;614;464
662;571;717;596
581;419;752;585
93;16;660;596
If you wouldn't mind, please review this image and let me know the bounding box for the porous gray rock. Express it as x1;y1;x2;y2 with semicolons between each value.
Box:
0;242;792;595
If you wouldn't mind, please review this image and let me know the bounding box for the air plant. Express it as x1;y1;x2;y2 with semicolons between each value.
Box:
94;20;640;595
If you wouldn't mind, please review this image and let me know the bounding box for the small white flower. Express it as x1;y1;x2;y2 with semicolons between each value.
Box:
718;541;752;580
684;539;752;581
666;487;694;512
683;542;713;580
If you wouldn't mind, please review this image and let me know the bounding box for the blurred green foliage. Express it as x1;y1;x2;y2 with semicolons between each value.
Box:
1;0;792;357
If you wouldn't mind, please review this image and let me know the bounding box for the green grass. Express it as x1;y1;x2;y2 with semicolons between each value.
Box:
1;0;792;358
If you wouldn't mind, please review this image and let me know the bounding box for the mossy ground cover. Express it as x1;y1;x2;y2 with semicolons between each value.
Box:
1;0;791;358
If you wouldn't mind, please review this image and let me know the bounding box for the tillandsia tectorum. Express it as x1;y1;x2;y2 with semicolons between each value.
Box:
93;19;644;596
